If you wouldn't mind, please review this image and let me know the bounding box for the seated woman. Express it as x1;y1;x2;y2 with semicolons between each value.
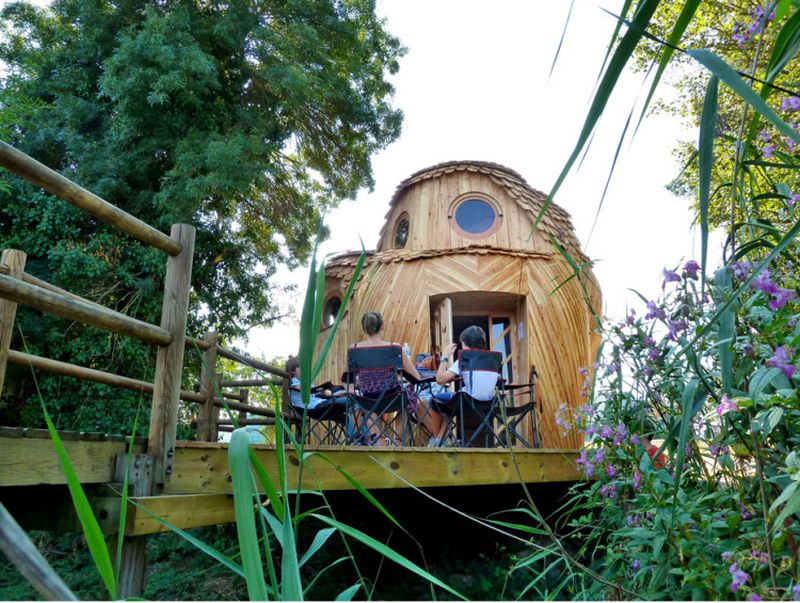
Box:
349;311;424;445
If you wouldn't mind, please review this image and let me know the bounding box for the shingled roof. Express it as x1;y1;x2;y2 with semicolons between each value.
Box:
377;160;587;261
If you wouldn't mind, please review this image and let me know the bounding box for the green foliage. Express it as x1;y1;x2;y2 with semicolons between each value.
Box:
0;0;404;434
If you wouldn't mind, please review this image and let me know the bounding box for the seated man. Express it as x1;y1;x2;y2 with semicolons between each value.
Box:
428;325;499;446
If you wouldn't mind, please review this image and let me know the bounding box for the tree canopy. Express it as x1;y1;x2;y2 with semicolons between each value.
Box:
0;0;404;431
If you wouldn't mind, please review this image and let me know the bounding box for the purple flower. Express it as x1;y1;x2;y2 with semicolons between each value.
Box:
626;514;634;526
667;318;688;341
584;424;597;438
750;269;779;296
782;96;800;112
644;336;656;348
630;434;641;445
792;583;800;600
730;563;750;593
716;394;739;417
766;345;796;380
722;551;733;561
768;287;797;311
758;129;771;143
599;483;617;498
645;301;666;321
662;267;681;289
683;260;700;280
600;424;613;439
625;309;636;326
632;558;640;570
790;192;800;207
750;594;761;601
762;144;776;159
584;462;595;478
750;550;768;566
606;464;617;477
740;502;753;520
592;448;606;464
633;470;642;490
731;261;751;282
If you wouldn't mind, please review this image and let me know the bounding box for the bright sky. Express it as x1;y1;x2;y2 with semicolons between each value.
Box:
241;0;725;361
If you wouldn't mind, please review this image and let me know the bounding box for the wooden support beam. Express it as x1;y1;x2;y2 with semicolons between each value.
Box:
212;398;277;418
0;142;181;256
164;444;582;495
0;273;172;346
196;332;219;442
0;437;145;487
0;501;77;600
107;454;154;599
148;224;195;485
125;494;235;536
218;418;276;426
0;249;25;395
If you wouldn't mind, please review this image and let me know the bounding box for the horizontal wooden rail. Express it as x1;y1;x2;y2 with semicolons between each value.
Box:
218;378;283;388
217;418;276;426
0;274;172;346
215;346;289;379
7;350;240;408
0;142;181;256
212;399;277;418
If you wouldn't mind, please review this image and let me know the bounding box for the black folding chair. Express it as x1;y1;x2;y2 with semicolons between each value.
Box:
345;345;412;446
289;383;348;445
431;350;504;448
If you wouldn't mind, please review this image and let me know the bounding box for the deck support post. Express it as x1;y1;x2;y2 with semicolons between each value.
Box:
147;224;195;485
0;249;26;396
107;453;154;599
196;331;219;442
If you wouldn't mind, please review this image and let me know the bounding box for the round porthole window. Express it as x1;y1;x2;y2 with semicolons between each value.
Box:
323;296;342;328
449;195;501;238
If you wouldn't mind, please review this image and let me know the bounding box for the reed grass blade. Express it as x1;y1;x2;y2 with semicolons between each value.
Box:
766;8;800;83
229;429;268;600
698;74;719;294
548;0;575;80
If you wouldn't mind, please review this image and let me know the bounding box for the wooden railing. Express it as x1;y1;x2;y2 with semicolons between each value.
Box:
0;141;289;485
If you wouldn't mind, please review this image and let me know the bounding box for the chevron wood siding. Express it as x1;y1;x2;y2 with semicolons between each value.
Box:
317;162;602;452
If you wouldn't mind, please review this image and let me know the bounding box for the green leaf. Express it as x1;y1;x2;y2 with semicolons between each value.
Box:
35;376;116;597
636;0;702;131
299;527;336;568
767;8;800;83
544;0;662;220
310;513;466;600
229;429;268;600
335;584;362;601
687;49;800;144
771;489;800;533
769;481;798;515
714;268;735;395
698;75;718;294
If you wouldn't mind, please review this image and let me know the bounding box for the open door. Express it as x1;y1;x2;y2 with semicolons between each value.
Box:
431;297;453;354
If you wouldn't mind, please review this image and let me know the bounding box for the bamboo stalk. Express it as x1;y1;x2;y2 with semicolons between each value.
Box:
0;142;181;256
0;273;172;346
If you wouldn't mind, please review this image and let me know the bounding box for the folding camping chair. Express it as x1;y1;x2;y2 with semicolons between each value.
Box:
431;349;504;448
289;382;348;445
345;345;413;446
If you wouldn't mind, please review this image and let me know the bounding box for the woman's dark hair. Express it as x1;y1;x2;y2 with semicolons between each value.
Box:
459;325;487;349
361;311;384;335
285;356;299;375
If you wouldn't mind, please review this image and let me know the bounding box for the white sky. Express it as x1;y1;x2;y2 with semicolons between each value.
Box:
241;0;725;361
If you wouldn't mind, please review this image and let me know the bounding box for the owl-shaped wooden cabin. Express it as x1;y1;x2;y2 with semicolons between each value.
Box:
315;160;601;449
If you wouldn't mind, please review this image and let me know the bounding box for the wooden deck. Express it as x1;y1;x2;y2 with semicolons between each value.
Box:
0;430;581;536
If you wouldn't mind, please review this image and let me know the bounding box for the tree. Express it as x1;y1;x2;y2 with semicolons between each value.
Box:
0;0;404;432
631;0;800;231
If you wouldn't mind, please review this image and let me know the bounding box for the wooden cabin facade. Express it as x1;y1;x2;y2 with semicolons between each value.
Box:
315;161;601;449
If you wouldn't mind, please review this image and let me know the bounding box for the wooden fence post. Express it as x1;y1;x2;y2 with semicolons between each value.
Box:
147;224;195;485
0;249;26;396
196;331;218;442
107;453;154;599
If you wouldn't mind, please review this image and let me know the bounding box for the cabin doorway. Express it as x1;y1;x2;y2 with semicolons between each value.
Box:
429;292;525;383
